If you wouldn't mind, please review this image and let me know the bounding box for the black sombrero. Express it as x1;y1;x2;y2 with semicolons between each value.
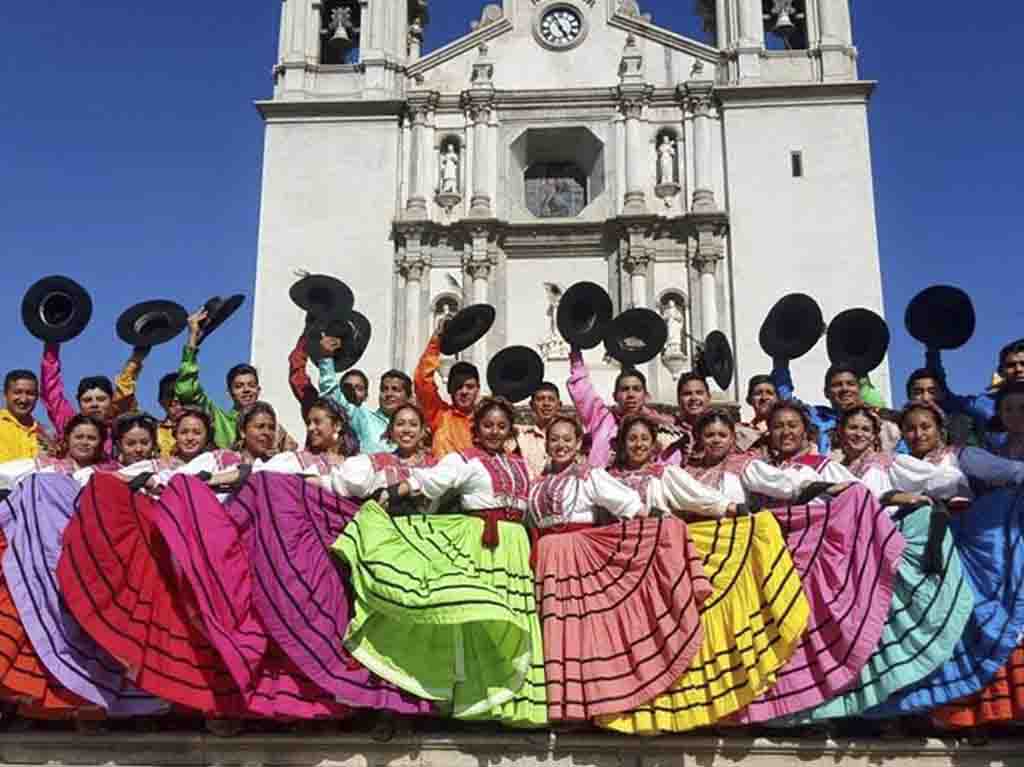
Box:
827;308;890;376
759;293;825;360
695;330;735;391
557;281;614;350
290;274;355;320
116;300;188;347
440;304;495;356
905;285;975;351
603;308;668;366
487;346;545;403
197;294;245;346
22;275;93;343
306;311;372;370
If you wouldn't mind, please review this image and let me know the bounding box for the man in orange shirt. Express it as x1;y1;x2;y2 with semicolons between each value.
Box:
414;329;481;458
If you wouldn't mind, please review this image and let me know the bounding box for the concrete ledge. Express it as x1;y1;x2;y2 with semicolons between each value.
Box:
0;732;1020;767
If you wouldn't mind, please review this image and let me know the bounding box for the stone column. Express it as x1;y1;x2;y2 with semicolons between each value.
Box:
463;229;494;368
468;103;493;216
816;0;855;79
693;224;725;335
617;35;651;216
715;0;728;49
623;227;650;308
405;92;436;219
685;82;716;212
398;238;429;368
735;0;764;80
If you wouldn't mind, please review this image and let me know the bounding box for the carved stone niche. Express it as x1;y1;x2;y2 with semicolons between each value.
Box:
653;129;681;208
435;136;464;214
658;289;688;380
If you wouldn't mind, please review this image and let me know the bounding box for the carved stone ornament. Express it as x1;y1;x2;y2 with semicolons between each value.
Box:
539;282;570;360
525;163;588;219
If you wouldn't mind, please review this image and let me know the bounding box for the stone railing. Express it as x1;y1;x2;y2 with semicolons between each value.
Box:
0;731;1020;767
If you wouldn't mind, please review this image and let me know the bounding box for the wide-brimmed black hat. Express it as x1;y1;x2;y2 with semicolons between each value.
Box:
603;308;668;366
289;274;354;320
306;311;372;370
197;294;245;345
905;285;975;350
827;308;890;376
695;330;735;391
22;276;93;344
440;304;495;356
557;282;614;350
487;346;545;403
116;300;188;347
759;293;824;360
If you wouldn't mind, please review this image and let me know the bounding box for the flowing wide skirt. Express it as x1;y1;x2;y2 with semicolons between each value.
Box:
333;501;547;727
57;473;247;716
781;503;974;722
239;473;433;715
151;475;349;720
868;487;1024;716
732;485;904;723
0;474;165;715
597;511;810;734
534;517;710;720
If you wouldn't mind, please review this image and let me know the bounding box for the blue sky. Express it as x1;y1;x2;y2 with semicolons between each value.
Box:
2;2;1022;423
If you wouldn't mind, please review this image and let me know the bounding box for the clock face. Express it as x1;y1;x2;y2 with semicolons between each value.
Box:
539;8;583;47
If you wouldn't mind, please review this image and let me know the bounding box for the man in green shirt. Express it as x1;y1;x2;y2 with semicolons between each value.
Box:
175;307;297;451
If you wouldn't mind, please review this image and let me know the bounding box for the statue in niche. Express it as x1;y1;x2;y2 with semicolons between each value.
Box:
440;144;460;194
660;296;685;348
658;135;677;184
434;296;459;333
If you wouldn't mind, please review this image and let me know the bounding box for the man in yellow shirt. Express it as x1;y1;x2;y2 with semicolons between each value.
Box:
0;369;50;462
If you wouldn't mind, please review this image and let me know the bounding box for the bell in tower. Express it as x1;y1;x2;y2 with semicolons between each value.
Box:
321;1;360;65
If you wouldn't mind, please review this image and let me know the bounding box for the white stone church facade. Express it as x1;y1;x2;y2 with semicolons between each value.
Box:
252;0;886;433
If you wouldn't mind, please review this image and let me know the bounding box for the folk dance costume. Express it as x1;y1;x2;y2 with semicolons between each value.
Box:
725;453;904;723
929;447;1024;729
527;463;709;721
867;447;1024;716
0;459;99;716
783;451;974;722
57;451;250;716
147;451;353;719
332;449;549;727
0;461;167;716
596;463;810;734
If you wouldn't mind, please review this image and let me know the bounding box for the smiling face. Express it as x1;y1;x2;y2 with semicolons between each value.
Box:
67;423;102;466
306;407;340;453
902;409;943;459
5;377;38;421
389;406;426;457
748;382;777;422
379;376;410;416
119;425;154;465
614;375;646;417
79;388;113;421
678;379;711;421
229;373;261;410
839;412;876;461
1002;351;1024;385
174;414;209;462
242;412;277;460
825;371;862;412
700;420;735;464
453;377;481;414
908;375;944;405
546;420;581;470
475;406;512;454
530;389;561;428
623;421;656;470
769;408;809;460
999;392;1024;436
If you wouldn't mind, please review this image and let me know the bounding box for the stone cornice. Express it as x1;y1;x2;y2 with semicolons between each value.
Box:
406;18;514;79
255;99;407;122
0;732;1018;767
716;81;877;109
608;12;721;65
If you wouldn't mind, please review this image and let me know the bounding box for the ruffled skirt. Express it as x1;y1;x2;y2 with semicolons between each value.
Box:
781;503;974;722
597;512;810;734
332;501;547;727
0;474;165;716
868;487;1024;716
151;475;350;720
534;517;710;720
734;485;904;723
57;473;247;716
